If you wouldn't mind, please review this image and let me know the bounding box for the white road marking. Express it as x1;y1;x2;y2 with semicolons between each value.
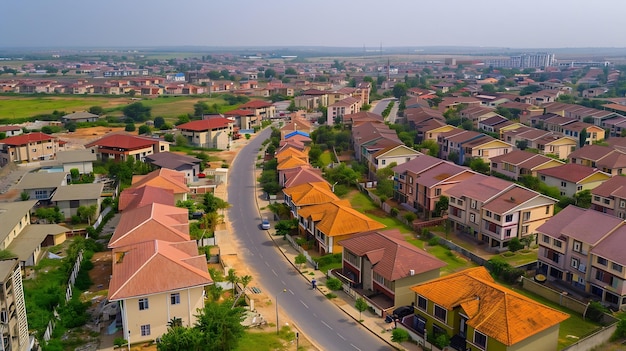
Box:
337;333;346;340
351;344;361;351
321;321;332;330
272;269;278;277
288;289;294;295
300;300;309;309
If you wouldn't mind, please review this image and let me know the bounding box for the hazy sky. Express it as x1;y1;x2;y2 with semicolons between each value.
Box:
1;0;624;48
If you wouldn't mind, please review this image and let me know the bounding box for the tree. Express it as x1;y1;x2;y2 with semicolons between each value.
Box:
416;140;439;157
516;139;528;150
70;168;80;180
194;302;246;351
122;102;151;122
138;125;151;135
0;132;5;140
154;116;165;129
468;158;490;174
226;268;238;296
579;128;588;148
157;324;203;351
508;237;524;252
194;102;210;117
447;151;459;164
231;275;252;308
125;123;136;132
355;297;368;321
295;254;307;270
20;191;30;201
264;68;276;78
287;100;297;112
481;84;497;93
175;134;188;147
434;196;449;217
392;83;408;99
77;205;97;225
391;328;410;343
285;67;297;75
66;122;77;132
88;106;104;115
575;189;592;208
164;133;175;142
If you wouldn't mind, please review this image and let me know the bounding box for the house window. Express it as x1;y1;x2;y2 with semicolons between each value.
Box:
138;298;149;310
450;197;456;204
561;181;567;187
543;235;550;244
140;324;151;336
594;196;600;201
571;258;579;269
521;225;529;234
577;185;583;191
621;201;626;208
485;210;492;218
505;229;512;237
433;304;447;323
344;250;359;267
471;200;477;209
545;205;551;214
613;263;623;273
505;214;513;222
469;213;476;223
494;214;501;221
522;211;531;221
170;293;180;305
457;199;463;206
435;188;441;196
598;257;608;266
541;175;546;181
381;159;386;165
69;200;80;209
554;239;562;248
409;177;413;184
474;330;487;350
417;296;427;311
573;240;582;253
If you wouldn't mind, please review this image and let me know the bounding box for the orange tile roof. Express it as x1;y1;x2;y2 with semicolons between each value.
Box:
108;240;212;301
283;182;339;207
411;267;568;346
276;147;308;164
108;203;190;248
277;155;309;171
131;168;189;194
297;200;385;237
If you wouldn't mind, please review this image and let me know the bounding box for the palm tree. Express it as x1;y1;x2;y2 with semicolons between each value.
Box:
226;268;239;296
167;317;183;328
231;275;253;308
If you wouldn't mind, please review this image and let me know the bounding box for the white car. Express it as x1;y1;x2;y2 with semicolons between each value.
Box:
261;217;270;230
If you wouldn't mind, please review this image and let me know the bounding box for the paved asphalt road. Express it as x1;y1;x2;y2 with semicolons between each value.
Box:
228;128;390;351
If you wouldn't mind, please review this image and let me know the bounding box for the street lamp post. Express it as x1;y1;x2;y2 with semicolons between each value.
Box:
276;288;286;335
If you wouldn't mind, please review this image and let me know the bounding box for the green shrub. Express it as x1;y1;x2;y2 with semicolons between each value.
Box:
611;318;626;341
391;328;410;343
325;293;337;299
428;237;439;246
585;301;608;323
508;237;524;252
390;208;399;216
433;333;450;349
325;277;342;291
403;212;417;223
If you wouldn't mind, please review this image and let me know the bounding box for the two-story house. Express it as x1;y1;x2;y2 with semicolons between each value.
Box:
118;185;175;212
282;182;339;220
16;171;68;204
280;166;325;188
0;259;30;351
569;144;626;176
536;163;611;198
143;152;202;184
588;226;626;309
537;206;625;308
239;100;276;120
489;150;564;180
130;168;189;203
328;97;361;125
410;267;568;351
336;229;445;312
591;176;626;219
176;117;234;150
297;200;385;254
0;132;61;166
368;145;422;179
51;183;104;221
85;133;169;162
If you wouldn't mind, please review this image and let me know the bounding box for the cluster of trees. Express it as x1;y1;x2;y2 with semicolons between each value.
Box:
310;126;351;153
176;192;230;239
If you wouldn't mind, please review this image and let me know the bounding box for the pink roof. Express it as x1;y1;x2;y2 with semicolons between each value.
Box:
447;174;511;202
592;226;626;264
537;206;622;244
591;176;626;198
536;163;606;183
482;186;539;214
130;168;189;194
118;185;175;212
240;100;273;109
284;167;325;188
108;240;212;300
177;118;233;131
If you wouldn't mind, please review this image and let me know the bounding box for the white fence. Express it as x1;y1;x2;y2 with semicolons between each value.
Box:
284;235;317;269
92;206;112;230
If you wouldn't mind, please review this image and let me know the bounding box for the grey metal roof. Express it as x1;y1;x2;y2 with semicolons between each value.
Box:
7;224;68;262
51;183;104;202
16;172;67;190
0;259;18;281
55;149;97;163
0;201;37;243
62;111;99;120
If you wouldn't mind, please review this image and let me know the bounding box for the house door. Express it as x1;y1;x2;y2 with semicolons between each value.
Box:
459;316;467;338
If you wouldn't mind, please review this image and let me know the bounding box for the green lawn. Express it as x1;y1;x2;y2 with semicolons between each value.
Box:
235;326;297;351
498;250;538;267
319;151;333;167
348;191;378;212
0;95;129;120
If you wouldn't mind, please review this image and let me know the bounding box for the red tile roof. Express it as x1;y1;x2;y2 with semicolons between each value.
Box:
176;118;233;132
240;100;273;109
0;132;54;146
85;133;157;149
118;185;175;212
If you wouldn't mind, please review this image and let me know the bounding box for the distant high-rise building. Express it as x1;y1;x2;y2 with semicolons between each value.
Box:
485;53;555;69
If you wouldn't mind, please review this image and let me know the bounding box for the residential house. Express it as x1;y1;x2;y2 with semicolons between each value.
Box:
336;229;446;311
239;100;276;120
328;97;361;125
368;145;422;178
61;111;100;123
537;206;626;309
0;132;60;166
458;105;501;129
392;156;475;218
490;150;564;180
16;171;68;203
543;102;620;127
108;203;190;249
568;144;626;176
223;109;258;130
417;123;456;143
276;147;309;165
277;156;310;184
108;240;212;345
50;149;97;174
143;152;202;184
280;117;313;138
176;118;234;150
477;115;513;134
52;183;104;221
537;163;611;198
130;168;189;203
438;129;512;165
283;182;339;220
0;259;30;351
410;267;568;351
0;125;23;137
600;116;626;138
352;122;400;161
446;174;511;239
118;185;175;212
590;176;626;219
501;126;576;159
541;115;605;144
281;166;325;188
342;111;384;127
297;200;386;254
85;133;169;162
479;184;556;250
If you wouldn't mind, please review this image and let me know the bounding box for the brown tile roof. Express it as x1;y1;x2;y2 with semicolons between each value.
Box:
410;267;569;346
482;185;542;214
176;117;233;132
490;150;562;169
446;174;511;203
297;200;385;237
283;182;339;207
108;203;190;248
118;185;175;211
130;168;189;194
239;100;273;109
591;176;626;198
392;155;445;175
108;240;212;301
536;163;608;184
569;144;617;162
338;229;445;281
413;162;470;188
541;206;624;244
330;96;360;107
591;225;626;265
283;167;325;188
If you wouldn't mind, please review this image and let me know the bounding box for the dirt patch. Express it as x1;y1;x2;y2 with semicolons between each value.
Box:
56;126;129;148
88;251;112;293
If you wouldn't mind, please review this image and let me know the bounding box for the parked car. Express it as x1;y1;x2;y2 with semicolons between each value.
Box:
261;217;271;230
392;305;414;319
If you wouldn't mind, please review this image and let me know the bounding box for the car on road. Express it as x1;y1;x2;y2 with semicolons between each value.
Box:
260;217;270;230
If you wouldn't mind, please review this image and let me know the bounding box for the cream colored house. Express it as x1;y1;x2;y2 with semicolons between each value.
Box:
176;118;234;150
0;259;30;351
0;132;60;166
109;240;212;344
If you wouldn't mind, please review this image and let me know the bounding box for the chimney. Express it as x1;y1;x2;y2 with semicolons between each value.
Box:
409;269;415;276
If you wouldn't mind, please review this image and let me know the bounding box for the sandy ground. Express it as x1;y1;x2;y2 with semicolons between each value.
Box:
56;126;129;149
